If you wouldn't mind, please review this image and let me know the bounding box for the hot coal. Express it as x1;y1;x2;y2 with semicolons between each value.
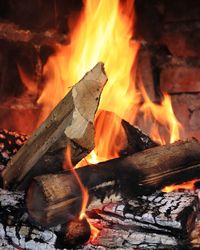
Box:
0;129;28;168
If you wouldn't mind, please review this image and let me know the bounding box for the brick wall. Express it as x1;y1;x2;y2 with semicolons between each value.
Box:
135;0;200;140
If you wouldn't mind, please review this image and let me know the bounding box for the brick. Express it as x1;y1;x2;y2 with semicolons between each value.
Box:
163;0;200;23
161;22;200;57
172;93;200;112
189;109;200;130
171;101;190;130
160;66;200;93
137;47;156;101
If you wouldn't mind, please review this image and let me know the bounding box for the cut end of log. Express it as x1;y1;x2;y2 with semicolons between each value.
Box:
26;174;83;227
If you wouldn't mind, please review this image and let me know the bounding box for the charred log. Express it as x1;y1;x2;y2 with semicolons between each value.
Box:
26;139;200;227
0;188;199;249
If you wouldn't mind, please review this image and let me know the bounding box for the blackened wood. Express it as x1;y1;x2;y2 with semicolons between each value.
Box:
96;191;198;235
0;188;91;249
120;118;158;156
1;62;107;190
0;188;199;249
26;139;200;227
83;191;199;250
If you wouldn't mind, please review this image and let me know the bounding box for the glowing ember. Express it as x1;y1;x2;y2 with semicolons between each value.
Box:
162;179;199;193
64;146;99;240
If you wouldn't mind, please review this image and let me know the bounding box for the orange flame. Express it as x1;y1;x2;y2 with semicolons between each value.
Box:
140;85;182;145
64;146;100;240
18;0;182;161
64;146;89;220
162;180;199;193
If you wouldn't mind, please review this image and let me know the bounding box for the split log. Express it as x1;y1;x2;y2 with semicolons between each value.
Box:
26;139;200;227
1;62;108;190
0;112;158;189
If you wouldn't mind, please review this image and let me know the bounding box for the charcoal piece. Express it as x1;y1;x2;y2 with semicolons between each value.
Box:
84;191;199;250
99;191;198;235
0;188;199;249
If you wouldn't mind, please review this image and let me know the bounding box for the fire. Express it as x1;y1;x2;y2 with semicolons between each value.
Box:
140;85;182;145
18;0;183;163
64;146;99;240
162;180;199;193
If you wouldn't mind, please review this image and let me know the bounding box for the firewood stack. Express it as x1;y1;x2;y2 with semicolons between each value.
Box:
0;63;199;249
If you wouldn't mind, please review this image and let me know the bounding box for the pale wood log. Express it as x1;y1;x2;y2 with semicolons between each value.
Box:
26;139;200;227
1;62;107;190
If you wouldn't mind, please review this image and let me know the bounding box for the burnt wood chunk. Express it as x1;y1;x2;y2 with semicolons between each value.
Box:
1;62;107;190
85;191;199;249
0;188;199;249
120;118;158;156
26;139;200;227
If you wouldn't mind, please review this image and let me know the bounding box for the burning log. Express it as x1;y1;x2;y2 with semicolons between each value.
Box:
1;62;108;190
0;187;198;249
26;139;200;227
0;115;158;190
86;191;199;249
0;188;90;249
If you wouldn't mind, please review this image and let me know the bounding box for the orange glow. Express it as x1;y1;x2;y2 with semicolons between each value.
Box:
140;85;182;144
64;146;100;240
33;0;141;160
162;179;199;193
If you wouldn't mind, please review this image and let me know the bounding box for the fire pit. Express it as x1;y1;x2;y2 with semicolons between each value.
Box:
0;0;199;249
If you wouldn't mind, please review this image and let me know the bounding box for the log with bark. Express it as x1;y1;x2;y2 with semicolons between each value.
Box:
0;188;199;249
0;112;158;190
1;62;108;190
26;139;200;227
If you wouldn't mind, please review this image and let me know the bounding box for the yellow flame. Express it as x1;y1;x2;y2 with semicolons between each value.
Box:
18;0;183;162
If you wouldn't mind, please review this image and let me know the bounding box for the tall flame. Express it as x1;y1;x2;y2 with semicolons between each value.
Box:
64;146;100;240
19;0;182;162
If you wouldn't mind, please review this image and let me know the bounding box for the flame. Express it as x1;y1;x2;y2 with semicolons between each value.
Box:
64;146;99;240
140;85;182;144
18;0;182;160
162;180;199;192
64;146;89;220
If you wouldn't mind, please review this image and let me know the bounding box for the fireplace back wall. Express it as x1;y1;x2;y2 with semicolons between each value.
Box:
0;0;199;139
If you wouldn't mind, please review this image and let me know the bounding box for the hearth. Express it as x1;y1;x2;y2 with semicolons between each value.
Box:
0;0;199;249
